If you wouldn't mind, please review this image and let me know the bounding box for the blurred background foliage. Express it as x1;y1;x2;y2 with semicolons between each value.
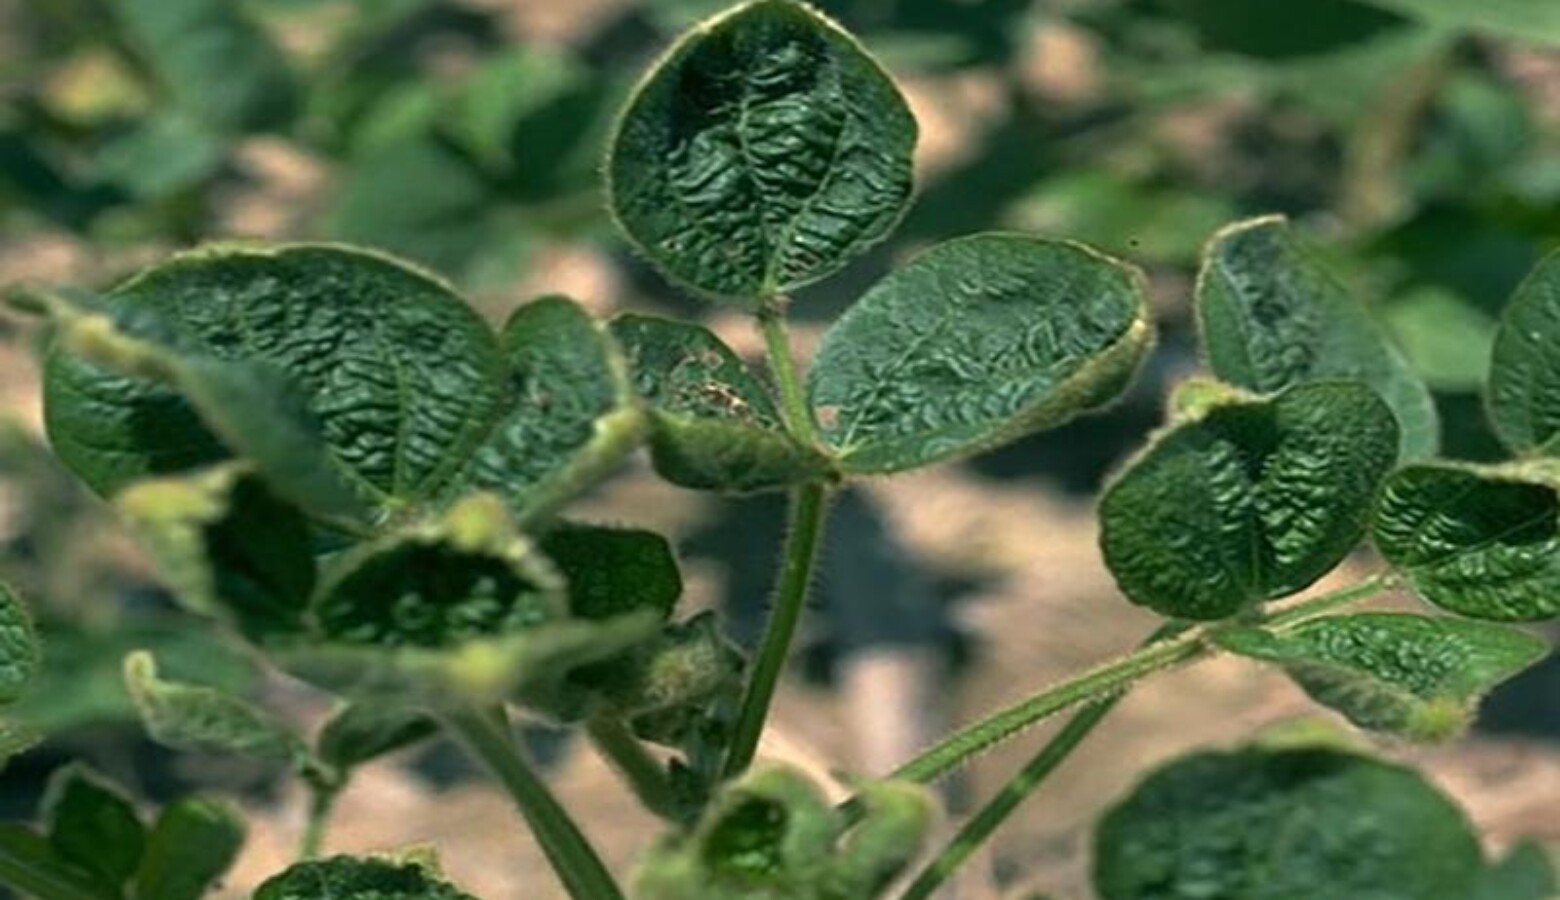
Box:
2;0;1560;829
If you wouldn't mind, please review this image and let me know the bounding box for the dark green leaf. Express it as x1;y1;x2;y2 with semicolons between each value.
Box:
1357;0;1560;46
1373;460;1560;621
43;765;145;890
123;651;305;763
610;314;831;492
1473;841;1558;900
0;581;39;705
316;704;436;774
255;854;478;900
454;296;643;521
1101;382;1399;619
0;824;115;900
607;0;917;302
1092;746;1482;900
1487;249;1560;454
115;463;315;639
542;523;683;621
808;233;1153;473
1164;0;1408;59
1197;216;1438;459
134;797;245;900
1213;613;1548;740
94;114;226;200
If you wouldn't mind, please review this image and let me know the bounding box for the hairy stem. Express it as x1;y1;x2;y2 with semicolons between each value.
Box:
588;715;677;820
444;707;623;900
758;307;819;445
891;575;1396;785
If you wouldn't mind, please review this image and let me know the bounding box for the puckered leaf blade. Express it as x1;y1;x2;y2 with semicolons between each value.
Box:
1197;216;1438;460
1213;613;1548;741
808;233;1153;473
1093;746;1483;900
1101;381;1399;619
607;0;917;303
254;853;479;900
123;651;305;764
1488;249;1560;455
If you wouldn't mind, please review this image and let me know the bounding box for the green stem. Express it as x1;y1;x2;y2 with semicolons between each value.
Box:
588;715;678;820
890;576;1395;785
898;624;1186;900
722;479;830;779
298;778;342;860
444;708;623;900
758;307;818;445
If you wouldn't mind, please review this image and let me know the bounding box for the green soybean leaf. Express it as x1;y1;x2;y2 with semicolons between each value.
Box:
542;523;683;622
124;651;305;764
1101;381;1399;620
0;720;41;768
118;0;299;133
0;582;40;705
610;314;831;492
0;824;115;900
134;797;245;900
1092;746;1482;900
1374;460;1560;621
43;765;145;891
1357;0;1560;46
1488;250;1560;455
115;463;315;639
1473;841;1559;900
455;296;644;522
316;703;437;774
607;0;917;302
255;854;479;900
1197;215;1438;460
43;244;504;520
1213;613;1548;741
808;233;1153;473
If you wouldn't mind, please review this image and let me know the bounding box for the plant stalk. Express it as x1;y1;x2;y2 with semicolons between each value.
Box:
587;715;678;820
757;307;819;445
298;779;341;860
444;707;623;900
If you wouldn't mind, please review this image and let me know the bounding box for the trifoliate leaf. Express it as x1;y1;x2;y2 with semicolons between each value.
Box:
1101;382;1399;619
134;797;245;900
0;582;39;705
1488;249;1560;454
42;765;145;891
123;651;305;764
254;854;479;900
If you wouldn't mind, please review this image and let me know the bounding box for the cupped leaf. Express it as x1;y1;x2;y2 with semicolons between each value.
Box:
542;523;683;622
43;244;504;519
1488;249;1560;455
1197;216;1438;460
124;651;305;764
43;765;145;891
610;314;831;491
1373;460;1560;621
115;463;315;640
1093;746;1482;900
454;296;644;521
808;233;1153;473
1213;613;1549;740
316;704;437;775
0;582;39;705
255;854;479;900
607;0;917;302
1101;381;1399;620
134;797;245;900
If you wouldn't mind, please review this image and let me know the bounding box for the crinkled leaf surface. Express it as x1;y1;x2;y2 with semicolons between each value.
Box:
454;296;642;521
255;854;478;900
1374;460;1560;621
610;314;830;491
1197;216;1438;460
134;797;245;900
43;765;145;891
542;523;683;622
124;651;304;763
0;582;39;705
1101;382;1399;619
608;0;916;302
808;233;1152;473
1214;613;1548;740
1093;746;1482;900
316;703;436;774
1357;0;1560;46
1488;249;1560;454
115;463;315;639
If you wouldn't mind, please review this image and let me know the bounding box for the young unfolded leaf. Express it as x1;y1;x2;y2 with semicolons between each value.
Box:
1093;746;1482;900
1101;381;1399;619
542;523;684;622
607;0;917;302
255;853;479;900
455;296;644;521
808;234;1152;473
1213;614;1548;740
134;797;245;900
1487;249;1560;455
0;582;39;705
116;463;315;639
1197;216;1438;459
1374;460;1560;621
43;765;146;891
610;314;831;491
124;651;305;764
